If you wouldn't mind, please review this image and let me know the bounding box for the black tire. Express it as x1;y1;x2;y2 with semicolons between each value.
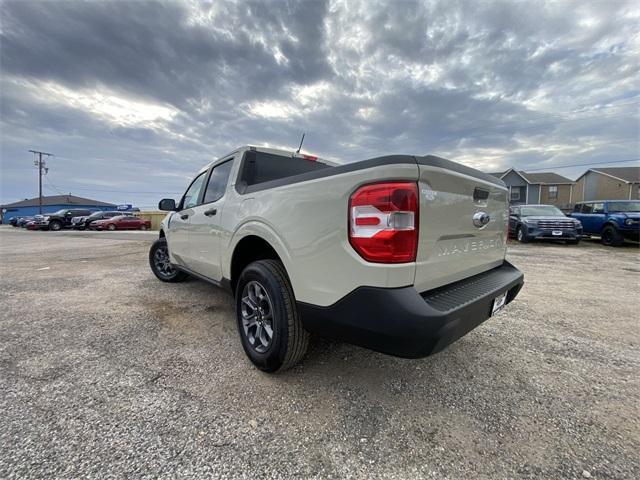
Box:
601;225;623;247
516;226;529;243
49;220;62;231
235;259;309;373
148;238;189;283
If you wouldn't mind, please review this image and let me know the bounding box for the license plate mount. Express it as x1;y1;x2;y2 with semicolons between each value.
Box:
491;292;507;316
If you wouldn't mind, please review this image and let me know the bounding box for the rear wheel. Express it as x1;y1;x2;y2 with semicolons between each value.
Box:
149;238;188;282
601;225;623;246
516;226;529;243
235;259;309;373
49;220;62;231
140;224;148;230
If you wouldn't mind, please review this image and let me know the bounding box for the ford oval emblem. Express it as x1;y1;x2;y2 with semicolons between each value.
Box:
473;212;491;228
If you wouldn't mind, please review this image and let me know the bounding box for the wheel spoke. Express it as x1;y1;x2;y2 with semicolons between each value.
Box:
255;323;263;345
242;297;256;312
263;323;273;341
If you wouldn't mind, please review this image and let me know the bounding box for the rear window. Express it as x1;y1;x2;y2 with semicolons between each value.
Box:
239;151;330;189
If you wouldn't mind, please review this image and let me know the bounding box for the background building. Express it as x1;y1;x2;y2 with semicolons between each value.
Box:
1;194;116;224
489;169;575;209
572;167;640;203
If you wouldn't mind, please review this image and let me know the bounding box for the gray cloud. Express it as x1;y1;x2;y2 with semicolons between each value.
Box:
1;0;638;207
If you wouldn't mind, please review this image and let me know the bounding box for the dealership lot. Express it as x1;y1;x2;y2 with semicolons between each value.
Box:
0;227;638;479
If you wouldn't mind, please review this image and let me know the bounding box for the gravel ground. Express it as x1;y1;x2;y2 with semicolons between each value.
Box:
0;226;638;479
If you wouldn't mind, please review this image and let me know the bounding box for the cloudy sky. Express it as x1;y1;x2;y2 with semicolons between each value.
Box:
1;0;638;207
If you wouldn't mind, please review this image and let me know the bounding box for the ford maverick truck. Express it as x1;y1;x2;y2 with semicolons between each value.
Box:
149;146;524;372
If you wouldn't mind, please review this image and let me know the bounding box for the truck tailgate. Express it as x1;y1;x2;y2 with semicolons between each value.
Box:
413;157;508;293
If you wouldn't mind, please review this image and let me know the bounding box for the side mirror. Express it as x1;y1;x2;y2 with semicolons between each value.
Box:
158;198;177;211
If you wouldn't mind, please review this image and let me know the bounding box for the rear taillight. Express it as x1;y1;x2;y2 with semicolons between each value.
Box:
348;181;419;263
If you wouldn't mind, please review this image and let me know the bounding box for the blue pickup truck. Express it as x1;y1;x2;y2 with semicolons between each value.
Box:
569;200;640;246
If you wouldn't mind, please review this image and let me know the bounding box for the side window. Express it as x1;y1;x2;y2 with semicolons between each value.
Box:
548;185;558;199
203;160;233;204
573;204;581;212
239;150;329;188
592;203;605;214
511;207;520;216
180;172;207;210
581;204;593;214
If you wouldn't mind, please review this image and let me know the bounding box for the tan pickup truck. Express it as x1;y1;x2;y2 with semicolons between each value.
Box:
149;146;524;372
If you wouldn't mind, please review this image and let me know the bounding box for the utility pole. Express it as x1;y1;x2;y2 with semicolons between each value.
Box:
29;150;53;214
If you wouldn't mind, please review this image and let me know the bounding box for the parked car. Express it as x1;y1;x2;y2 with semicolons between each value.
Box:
148;145;524;372
509;204;582;244
569;200;640;246
90;215;150;231
13;216;34;227
38;209;94;231
72;211;132;229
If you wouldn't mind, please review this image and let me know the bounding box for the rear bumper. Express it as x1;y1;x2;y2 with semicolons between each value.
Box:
298;261;524;358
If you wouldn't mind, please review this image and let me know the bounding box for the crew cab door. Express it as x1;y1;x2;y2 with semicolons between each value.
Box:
579;202;606;234
168;171;207;267
188;159;234;281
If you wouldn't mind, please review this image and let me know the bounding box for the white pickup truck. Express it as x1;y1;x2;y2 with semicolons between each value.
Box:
149;146;524;372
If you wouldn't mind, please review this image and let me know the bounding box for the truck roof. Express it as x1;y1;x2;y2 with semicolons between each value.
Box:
198;145;337;174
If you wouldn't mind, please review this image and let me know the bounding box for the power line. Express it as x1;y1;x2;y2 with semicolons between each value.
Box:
524;158;639;172
28;150;53;214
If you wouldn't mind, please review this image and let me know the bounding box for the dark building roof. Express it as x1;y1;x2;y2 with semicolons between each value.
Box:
590;166;640;183
519;172;574;184
494;168;574;184
2;195;116;208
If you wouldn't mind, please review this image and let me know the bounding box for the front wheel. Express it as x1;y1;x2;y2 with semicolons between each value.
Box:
516;226;529;243
149;238;189;282
236;260;309;373
601;225;623;246
49;220;62;231
107;224;116;231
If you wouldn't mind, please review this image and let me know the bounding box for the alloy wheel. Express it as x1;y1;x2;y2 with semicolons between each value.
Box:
241;281;274;353
153;245;176;278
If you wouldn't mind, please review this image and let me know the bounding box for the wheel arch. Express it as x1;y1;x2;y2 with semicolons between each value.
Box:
229;234;287;294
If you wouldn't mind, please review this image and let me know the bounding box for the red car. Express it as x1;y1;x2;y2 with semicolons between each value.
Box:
90;215;151;231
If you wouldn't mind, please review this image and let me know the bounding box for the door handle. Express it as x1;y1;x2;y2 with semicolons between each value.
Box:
204;208;217;217
180;214;190;220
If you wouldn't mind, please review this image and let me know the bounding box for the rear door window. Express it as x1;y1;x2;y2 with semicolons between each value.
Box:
239;150;329;189
592;203;605;214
